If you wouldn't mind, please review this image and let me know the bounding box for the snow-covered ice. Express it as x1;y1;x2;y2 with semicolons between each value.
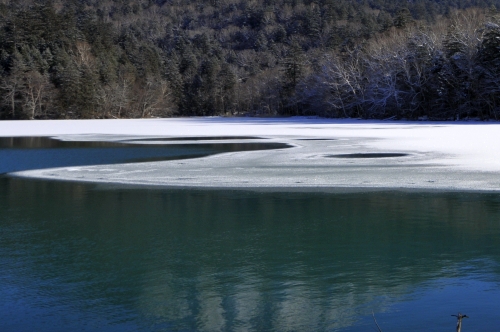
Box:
2;117;500;191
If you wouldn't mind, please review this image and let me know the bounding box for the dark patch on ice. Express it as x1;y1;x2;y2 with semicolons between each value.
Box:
297;138;336;141
327;153;409;159
127;136;263;142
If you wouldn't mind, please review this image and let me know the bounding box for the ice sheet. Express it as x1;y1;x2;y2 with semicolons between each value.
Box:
3;117;500;191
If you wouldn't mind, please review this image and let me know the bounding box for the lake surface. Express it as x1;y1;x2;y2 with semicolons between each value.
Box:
1;138;500;331
0;137;289;174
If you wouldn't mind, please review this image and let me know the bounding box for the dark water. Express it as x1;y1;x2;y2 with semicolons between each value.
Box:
2;178;500;331
1;137;500;331
327;153;410;158
0;137;289;174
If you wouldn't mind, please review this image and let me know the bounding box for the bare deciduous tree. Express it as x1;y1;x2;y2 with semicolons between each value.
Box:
1;74;22;118
135;78;174;118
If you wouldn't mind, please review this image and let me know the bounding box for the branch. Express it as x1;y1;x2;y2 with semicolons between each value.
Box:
372;311;383;332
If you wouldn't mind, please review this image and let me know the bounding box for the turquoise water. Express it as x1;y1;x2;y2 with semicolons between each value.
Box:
1;138;500;331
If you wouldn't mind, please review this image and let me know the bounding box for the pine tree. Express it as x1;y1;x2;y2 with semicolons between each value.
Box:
477;22;500;118
478;23;500;73
281;41;306;114
215;63;237;113
282;41;305;87
394;8;413;29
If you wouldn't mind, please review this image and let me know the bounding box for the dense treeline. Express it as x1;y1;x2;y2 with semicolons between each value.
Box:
1;0;500;119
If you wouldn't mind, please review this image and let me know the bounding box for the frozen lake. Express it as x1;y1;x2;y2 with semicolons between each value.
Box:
4;117;500;191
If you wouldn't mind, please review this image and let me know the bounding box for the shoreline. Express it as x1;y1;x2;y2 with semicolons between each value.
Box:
9;173;500;194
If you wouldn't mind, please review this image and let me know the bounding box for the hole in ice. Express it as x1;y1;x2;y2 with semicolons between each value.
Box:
327;153;409;159
297;138;336;141
128;136;263;142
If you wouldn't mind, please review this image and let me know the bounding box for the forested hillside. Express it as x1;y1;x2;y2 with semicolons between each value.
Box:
2;0;500;120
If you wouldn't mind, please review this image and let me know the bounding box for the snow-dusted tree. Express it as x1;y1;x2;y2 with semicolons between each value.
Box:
400;28;446;118
324;51;365;117
363;31;410;118
442;10;484;119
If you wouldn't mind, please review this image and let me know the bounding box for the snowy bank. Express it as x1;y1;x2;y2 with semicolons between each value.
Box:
2;117;500;191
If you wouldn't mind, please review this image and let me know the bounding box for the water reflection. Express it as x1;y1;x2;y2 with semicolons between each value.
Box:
1;177;500;331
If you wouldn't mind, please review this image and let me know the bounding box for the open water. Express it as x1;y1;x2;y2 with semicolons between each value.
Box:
1;137;500;331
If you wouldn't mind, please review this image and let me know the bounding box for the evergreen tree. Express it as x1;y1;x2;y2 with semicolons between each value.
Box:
282;41;305;87
394;8;414;29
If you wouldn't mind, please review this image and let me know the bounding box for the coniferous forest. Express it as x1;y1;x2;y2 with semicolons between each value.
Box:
2;0;500;120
